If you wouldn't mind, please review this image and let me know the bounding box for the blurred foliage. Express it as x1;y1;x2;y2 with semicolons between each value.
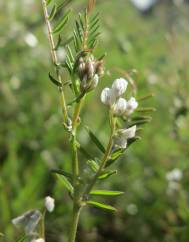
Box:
0;0;189;242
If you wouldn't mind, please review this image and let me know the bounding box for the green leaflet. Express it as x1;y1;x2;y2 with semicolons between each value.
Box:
56;174;73;194
98;170;117;179
48;4;57;21
53;10;71;34
90;190;124;196
48;72;62;87
51;169;73;180
87;159;99;172
46;0;53;6
87;201;117;212
85;126;105;153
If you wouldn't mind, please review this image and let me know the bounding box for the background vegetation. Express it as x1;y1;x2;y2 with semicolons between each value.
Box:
0;0;189;241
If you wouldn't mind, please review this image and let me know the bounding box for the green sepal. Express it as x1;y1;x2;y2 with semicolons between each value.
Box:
98;170;117;179
51;169;73;180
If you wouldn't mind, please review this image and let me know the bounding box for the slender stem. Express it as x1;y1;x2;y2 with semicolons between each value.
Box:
83;112;116;196
42;0;68;124
68;206;82;242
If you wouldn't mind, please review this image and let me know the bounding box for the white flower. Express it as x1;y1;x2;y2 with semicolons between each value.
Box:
24;32;38;47
114;98;127;116
45;196;55;212
101;88;116;106
112;78;128;97
124;97;138;115
32;239;45;242
166;168;183;182
114;125;136;148
12;210;42;235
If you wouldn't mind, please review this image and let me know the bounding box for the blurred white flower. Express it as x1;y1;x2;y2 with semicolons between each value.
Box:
124;97;138;115
114;98;127;116
10;76;21;90
166;168;183;182
130;0;156;12
12;210;42;235
57;47;66;62
112;78;128;97
127;203;138;215
45;196;55;212
32;239;45;242
114;125;136;148
101;87;116;106
24;32;38;47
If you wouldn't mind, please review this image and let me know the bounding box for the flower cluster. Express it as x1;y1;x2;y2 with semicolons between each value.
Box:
101;78;138;148
101;78;138;117
77;54;104;92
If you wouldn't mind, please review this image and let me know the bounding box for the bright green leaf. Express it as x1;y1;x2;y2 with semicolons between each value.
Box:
98;170;117;179
56;174;73;194
85;127;105;153
53;10;71;34
90;190;124;196
48;4;57;21
87;201;117;212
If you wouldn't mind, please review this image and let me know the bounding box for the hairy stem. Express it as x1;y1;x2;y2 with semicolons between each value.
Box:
42;0;68;125
83;112;116;196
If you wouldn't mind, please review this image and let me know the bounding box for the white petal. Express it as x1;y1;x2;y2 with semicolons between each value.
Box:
45;196;55;212
121;125;137;139
112;78;128;97
101;88;116;106
114;98;127;116
125;97;138;115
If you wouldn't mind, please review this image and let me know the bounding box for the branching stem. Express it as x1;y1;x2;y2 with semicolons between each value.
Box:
42;0;68;125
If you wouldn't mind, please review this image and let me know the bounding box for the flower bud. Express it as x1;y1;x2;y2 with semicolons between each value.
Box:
125;97;138;115
86;61;94;79
95;60;104;76
32;239;45;242
101;88;116;106
112;78;128;97
114;98;127;116
45;196;55;213
91;74;99;89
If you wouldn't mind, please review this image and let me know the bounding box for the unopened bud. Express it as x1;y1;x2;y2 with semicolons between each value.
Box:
101;88;116;106
124;97;138;115
112;78;128;97
114;98;127;116
45;196;55;213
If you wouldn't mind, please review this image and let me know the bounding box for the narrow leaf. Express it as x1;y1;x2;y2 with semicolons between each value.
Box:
87;160;99;172
87;201;117;212
90;190;124;196
79;146;92;159
85;127;105;153
48;4;57;21
136;107;156;113
56;174;73;194
51;169;73;179
98;170;117;180
54;35;62;50
105;149;124;167
53;10;71;34
138;93;154;101
48;72;62;87
46;0;53;6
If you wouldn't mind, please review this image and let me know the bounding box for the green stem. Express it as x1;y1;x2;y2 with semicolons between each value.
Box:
42;0;68;125
83;112;116;196
68;206;82;242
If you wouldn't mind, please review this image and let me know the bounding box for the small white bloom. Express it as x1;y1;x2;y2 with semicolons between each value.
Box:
114;98;127;116
45;196;55;212
101;88;116;106
32;239;45;242
114;125;136;148
130;0;156;12
57;47;66;62
112;78;128;97
124;97;138;115
24;32;38;47
166;168;183;182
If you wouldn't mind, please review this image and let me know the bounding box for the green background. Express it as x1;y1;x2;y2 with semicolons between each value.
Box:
0;0;189;241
